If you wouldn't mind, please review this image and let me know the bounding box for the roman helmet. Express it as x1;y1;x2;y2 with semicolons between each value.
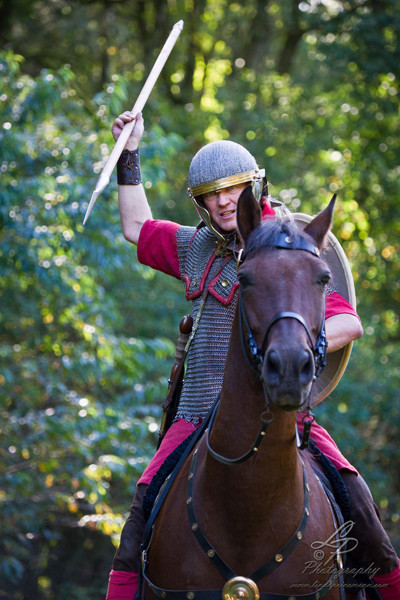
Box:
187;140;266;240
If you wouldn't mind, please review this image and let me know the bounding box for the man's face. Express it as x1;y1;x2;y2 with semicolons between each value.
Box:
202;183;247;233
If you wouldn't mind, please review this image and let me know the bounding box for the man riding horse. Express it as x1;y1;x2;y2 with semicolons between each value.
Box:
105;111;400;600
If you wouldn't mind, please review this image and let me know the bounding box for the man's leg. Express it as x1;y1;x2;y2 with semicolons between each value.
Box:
105;483;148;600
341;471;400;600
105;420;198;599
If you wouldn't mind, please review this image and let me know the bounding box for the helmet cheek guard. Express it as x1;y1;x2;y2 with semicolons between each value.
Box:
251;177;263;204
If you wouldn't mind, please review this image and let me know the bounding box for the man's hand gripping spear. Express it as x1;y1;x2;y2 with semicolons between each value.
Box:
83;20;183;225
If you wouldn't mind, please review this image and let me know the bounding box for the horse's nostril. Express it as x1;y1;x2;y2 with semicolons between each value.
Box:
297;349;314;384
265;349;282;384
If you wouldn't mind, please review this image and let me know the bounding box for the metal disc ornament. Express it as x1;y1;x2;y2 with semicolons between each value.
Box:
222;576;260;600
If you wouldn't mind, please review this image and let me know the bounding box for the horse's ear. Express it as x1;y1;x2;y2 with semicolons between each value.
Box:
237;185;262;244
304;194;336;249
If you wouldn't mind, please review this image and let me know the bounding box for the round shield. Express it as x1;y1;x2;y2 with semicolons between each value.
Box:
293;213;357;405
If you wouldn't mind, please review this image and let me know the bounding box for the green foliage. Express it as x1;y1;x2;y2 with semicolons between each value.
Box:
316;336;400;550
0;51;186;599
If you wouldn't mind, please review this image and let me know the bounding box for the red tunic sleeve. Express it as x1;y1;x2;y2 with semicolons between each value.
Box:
325;292;360;321
261;198;276;219
137;219;181;280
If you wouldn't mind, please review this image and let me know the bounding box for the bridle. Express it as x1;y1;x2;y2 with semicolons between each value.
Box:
207;230;328;464
238;230;328;383
238;288;328;383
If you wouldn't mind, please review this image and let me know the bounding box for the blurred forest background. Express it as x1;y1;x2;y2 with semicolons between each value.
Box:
1;0;399;598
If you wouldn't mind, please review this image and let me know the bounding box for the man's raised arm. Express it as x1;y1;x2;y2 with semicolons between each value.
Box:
112;111;152;245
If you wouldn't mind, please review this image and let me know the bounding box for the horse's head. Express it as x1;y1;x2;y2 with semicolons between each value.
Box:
236;187;334;411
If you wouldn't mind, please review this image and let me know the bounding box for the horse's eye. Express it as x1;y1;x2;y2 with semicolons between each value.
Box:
319;273;331;286
238;273;253;288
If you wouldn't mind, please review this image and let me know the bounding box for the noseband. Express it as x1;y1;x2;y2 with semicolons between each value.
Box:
239;292;328;382
238;231;328;383
207;231;328;465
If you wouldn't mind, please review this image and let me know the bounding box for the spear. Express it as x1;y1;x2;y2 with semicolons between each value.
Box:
83;20;184;225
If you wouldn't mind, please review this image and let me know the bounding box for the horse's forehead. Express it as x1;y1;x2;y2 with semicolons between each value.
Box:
245;247;325;276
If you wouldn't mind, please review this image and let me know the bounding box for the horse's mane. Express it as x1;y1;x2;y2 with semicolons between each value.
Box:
244;217;315;259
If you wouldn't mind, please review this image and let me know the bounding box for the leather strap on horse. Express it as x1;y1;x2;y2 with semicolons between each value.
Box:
141;434;344;600
139;400;218;595
187;440;311;583
206;399;273;465
141;579;340;600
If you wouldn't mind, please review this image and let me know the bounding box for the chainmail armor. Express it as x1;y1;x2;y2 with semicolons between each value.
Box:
175;226;239;425
173;224;337;425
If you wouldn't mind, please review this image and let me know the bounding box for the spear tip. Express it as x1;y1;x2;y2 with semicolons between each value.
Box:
82;191;98;226
82;172;110;225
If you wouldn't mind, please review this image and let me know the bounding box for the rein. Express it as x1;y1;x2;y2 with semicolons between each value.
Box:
206;397;273;466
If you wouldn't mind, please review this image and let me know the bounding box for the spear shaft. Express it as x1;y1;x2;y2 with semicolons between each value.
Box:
83;20;184;225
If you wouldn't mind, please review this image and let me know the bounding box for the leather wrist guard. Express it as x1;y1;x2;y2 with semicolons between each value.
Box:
117;148;141;185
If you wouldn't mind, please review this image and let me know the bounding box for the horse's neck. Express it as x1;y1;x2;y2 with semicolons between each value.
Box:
205;310;303;495
196;314;304;548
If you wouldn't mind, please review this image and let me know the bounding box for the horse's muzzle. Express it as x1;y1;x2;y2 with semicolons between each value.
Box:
262;345;314;410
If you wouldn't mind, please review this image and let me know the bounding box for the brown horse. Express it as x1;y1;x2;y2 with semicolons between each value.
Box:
141;190;359;600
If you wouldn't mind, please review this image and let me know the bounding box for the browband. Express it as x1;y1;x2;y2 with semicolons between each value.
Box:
271;232;320;257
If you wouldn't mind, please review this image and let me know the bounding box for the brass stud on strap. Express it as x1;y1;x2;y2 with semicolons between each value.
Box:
192;523;198;531
305;507;310;516
222;576;260;600
186;497;192;504
296;531;303;540
187;593;195;599
275;553;283;562
207;549;215;558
